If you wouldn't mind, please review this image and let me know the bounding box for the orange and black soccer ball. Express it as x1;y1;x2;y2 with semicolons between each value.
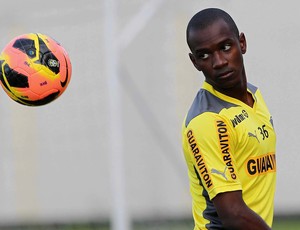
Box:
0;33;71;106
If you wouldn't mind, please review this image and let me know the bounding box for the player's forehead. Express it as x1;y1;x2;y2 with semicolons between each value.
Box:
188;19;236;51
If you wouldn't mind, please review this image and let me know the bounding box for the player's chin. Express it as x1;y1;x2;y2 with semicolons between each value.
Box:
218;76;241;89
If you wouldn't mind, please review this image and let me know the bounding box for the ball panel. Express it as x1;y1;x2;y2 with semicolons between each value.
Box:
3;64;29;88
13;38;36;58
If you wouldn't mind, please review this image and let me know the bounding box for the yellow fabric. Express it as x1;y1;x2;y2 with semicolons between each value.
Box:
182;82;276;229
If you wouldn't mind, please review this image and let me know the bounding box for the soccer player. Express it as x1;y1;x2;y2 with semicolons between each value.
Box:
182;8;276;230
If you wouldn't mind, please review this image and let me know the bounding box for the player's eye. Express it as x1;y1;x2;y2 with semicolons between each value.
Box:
198;53;209;60
222;44;231;51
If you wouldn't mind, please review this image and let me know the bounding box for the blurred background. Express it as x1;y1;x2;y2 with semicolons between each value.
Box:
0;0;299;229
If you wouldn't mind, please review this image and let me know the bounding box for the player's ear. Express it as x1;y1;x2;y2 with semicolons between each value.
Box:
239;32;247;54
189;53;202;72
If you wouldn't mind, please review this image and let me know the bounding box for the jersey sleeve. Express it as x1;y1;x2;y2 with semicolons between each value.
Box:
183;112;242;200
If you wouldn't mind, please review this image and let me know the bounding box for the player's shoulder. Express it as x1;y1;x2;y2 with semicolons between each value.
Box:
247;82;259;94
247;82;266;103
184;88;236;127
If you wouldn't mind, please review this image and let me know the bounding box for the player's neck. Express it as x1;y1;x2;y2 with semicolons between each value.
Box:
235;76;254;107
218;79;254;107
232;88;254;108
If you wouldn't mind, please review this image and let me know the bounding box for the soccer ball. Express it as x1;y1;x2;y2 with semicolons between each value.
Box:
0;33;71;106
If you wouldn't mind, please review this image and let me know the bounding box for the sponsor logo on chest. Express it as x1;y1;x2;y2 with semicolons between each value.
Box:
231;109;249;128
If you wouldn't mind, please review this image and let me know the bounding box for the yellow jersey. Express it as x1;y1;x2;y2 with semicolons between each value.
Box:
182;82;276;229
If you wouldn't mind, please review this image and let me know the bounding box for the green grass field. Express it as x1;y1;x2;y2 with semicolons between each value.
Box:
273;217;300;230
1;217;300;229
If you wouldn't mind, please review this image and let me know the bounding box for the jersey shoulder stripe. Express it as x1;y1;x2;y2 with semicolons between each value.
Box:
247;82;258;94
185;88;237;127
185;82;258;128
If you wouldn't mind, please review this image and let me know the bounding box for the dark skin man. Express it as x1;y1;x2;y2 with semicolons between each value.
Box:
186;14;272;230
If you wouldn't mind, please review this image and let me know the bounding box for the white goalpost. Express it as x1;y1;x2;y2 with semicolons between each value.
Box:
104;0;165;229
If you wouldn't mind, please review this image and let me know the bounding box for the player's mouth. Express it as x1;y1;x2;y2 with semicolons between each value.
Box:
217;70;234;80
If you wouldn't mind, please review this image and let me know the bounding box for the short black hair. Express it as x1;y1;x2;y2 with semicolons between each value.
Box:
186;8;239;50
